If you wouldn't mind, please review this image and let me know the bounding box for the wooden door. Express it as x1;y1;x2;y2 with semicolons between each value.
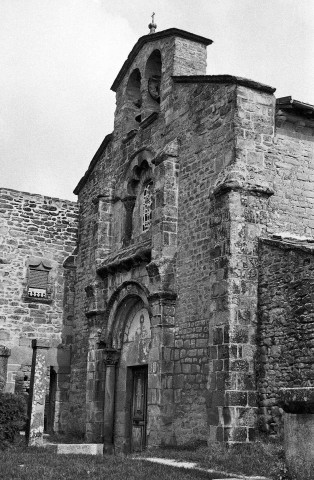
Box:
131;366;148;452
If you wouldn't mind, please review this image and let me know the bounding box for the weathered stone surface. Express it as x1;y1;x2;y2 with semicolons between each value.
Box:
258;238;314;434
69;27;314;449
57;443;103;455
0;345;10;391
26;341;50;446
283;412;314;479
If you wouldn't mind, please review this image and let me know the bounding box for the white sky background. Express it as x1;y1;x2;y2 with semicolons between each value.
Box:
1;0;313;201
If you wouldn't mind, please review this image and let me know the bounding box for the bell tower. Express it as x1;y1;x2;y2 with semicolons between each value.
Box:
111;22;213;137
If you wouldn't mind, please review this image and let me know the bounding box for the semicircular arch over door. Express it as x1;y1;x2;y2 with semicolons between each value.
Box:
110;296;152;453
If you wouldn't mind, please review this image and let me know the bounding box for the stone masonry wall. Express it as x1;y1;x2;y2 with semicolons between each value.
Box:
73;29;314;446
71;34;208;442
258;238;314;435
0;188;78;396
171;82;236;443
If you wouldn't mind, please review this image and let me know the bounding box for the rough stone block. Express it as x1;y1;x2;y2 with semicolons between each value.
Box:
57;444;103;455
226;391;248;406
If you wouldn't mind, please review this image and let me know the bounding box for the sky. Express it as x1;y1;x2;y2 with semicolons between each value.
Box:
1;0;314;201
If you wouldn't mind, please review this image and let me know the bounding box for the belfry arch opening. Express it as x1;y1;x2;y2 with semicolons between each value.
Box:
144;50;162;114
125;68;142;131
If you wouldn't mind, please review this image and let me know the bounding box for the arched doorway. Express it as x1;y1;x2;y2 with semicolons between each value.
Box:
102;284;152;453
115;305;151;452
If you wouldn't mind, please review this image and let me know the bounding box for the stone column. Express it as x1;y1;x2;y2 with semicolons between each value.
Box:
122;196;136;247
103;348;120;454
0;345;11;392
26;339;50;446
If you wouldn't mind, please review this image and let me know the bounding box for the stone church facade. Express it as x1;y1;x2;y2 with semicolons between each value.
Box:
1;27;313;451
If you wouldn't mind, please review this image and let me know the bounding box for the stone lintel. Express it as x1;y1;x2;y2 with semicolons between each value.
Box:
31;339;50;350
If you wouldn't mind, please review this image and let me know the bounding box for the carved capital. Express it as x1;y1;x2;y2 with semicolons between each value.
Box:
122;196;136;212
103;348;120;366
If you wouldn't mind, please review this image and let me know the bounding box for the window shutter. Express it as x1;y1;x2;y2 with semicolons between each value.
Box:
29;269;48;289
28;268;49;298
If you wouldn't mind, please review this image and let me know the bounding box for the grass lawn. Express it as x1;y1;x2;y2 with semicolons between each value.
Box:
4;438;309;480
137;440;285;479
0;445;233;480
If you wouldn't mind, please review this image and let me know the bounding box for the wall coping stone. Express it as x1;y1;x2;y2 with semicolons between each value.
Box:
73;133;113;195
260;235;314;254
0;187;77;205
277;96;314;118
173;74;276;94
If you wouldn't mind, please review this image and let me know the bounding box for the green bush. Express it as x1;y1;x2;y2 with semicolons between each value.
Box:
0;393;27;449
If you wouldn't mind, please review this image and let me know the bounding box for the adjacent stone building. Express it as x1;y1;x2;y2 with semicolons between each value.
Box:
0;26;313;450
0;188;78;431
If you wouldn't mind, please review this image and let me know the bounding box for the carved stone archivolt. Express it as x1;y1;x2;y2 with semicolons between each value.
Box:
99;281;151;348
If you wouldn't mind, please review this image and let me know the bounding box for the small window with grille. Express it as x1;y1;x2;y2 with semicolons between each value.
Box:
28;267;49;298
142;182;153;232
26;257;52;300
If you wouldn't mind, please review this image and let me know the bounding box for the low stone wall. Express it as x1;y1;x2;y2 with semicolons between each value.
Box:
257;237;314;434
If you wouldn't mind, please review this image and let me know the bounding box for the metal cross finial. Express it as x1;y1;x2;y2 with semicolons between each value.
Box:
148;12;157;34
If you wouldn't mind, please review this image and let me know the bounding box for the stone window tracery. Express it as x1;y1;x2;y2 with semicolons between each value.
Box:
120;150;154;245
